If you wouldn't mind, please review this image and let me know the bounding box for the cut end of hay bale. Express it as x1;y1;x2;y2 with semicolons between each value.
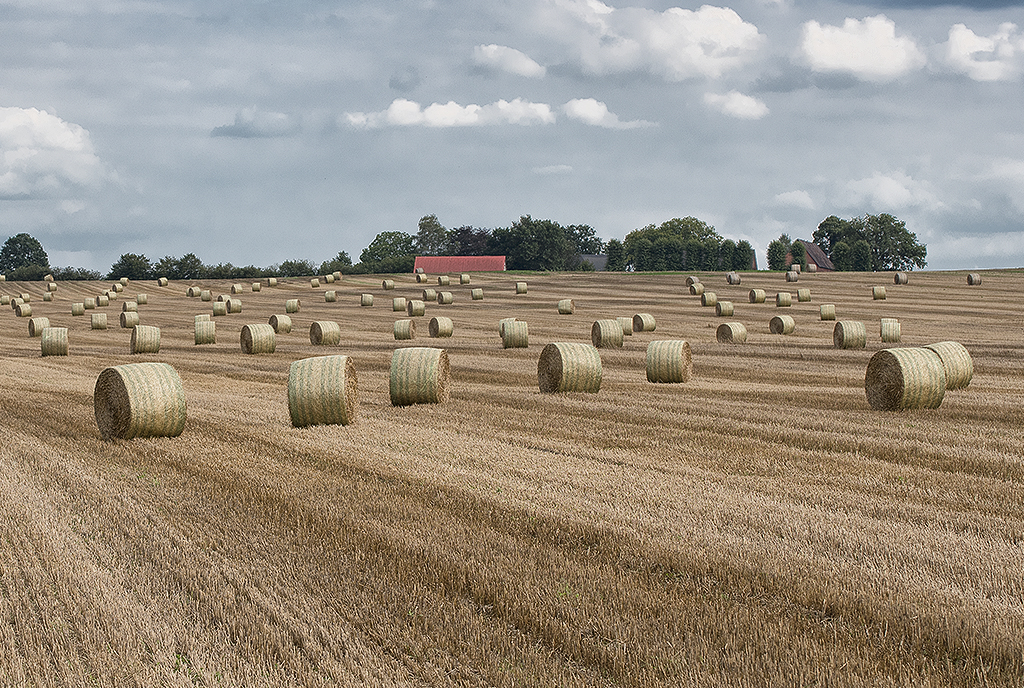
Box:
120;311;140;329
390;347;451;406
967;273;982;286
726;272;741;285
865;347;946;411
591;319;624;348
437;291;453;305
632;313;656;333
269;314;292;334
382;279;395;290
289;355;358;427
240;323;276;354
646;340;692;383
309;321;341;346
701;292;718;308
716;322;747;344
407;299;426;317
428;316;453;338
28;317;50;337
748;289;766;304
872;286;887;300
538;342;602;393
689;283;705;296
94;362;186;440
833;320;867;349
785;271;799;282
715;301;734;317
769;315;795;335
515;282;528;294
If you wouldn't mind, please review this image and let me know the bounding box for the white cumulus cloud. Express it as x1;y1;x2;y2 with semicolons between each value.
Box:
472;45;546;78
844;172;941;210
942;23;1024;82
562;98;654;128
773;190;814;209
344;98;556;128
703;91;769;120
800;15;926;82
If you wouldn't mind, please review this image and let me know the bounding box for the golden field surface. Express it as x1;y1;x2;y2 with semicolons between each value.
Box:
0;269;1021;687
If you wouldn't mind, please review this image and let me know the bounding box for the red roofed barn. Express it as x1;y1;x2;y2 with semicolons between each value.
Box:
413;256;506;273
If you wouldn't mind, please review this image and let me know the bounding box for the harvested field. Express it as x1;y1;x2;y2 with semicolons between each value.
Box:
0;270;1022;686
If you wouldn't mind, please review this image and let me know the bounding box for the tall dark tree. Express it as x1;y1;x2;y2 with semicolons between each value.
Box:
852;239;872;271
766;234;791;271
564;224;603;255
789;241;806;270
604;239;625;271
107;253;153;281
831;241;852;271
415;214;450;256
733;240;755;270
487;216;574;271
0;233;49;275
450;226;491;256
623;217;723;271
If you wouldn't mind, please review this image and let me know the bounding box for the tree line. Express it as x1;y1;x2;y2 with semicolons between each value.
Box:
767;214;927;272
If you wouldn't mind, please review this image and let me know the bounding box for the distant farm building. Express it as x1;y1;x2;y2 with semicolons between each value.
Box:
580;254;608;271
413;256;506;273
788;240;834;272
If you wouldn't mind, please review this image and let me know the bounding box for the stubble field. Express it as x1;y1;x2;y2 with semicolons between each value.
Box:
0;269;1021;687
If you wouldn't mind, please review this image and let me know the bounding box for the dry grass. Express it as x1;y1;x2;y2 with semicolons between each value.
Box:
0;270;1022;686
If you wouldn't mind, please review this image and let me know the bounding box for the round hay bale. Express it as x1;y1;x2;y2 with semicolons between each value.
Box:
119;277;129;287
701;292;718;307
194;320;216;345
40;327;68;357
502;321;529;349
267;277;278;287
791;264;801;274
820;304;836;321
807;264;817;273
106;290;118;300
11;297;23;309
231;283;244;294
436;291;453;305
865;347;946;411
20;292;30;302
71;303;85;316
28;317;50;337
394;319;415;340
716;322;747;344
122;301;138;313
769;315;795;335
240;323;276;354
833;321;867;349
44;274;54;282
437;275;450;286
880;318;901;343
460;273;471;285
310;278;320;289
685;276;700;287
633;313;656;333
923;341;973;390
130;325;160;354
46;282;57;292
591;319;624;348
797;288;811;302
15;303;32;317
407;299;425;317
537;343;601;393
390;347;450;406
872;286;887;300
324;274;335;284
157;277;168;287
392;297;407;312
195;314;211;323
226;298;242;314
748;289;766;304
269;314;292;334
646;340;692;383
91;313;107;330
136;294;148;305
186;286;200;297
120;311;140;329
382;279;395;290
471;288;484;300
113;283;124;293
894;272;909;285
498;317;518;337
776;292;792;307
333;271;342;282
689;283;705;296
216;293;228;302
0;295;9;305
515;282;528;294
309;321;341;346
967;273;982;286
93;362;185;439
416;273;428;283
288;355;358;427
212;301;227;317
785;271;799;282
325;290;337;303
429;316;453;338
97;294;109;307
201;290;212;302
285;299;300;314
726;272;741;285
558;299;575;315
42;292;52;302
716;301;734;317
421;288;437;302
616;316;633;335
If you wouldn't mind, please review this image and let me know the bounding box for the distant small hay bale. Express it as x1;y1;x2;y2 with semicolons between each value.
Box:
701;292;718;307
309;320;342;346
46;282;57;292
71;303;85;316
633;313;656;333
833;321;867;349
382;279;395;290
616;316;633;335
20;293;30;302
11;297;23;309
269;314;292;334
471;288;484;300
537;342;601;393
502;321;529;349
557;298;575;315
437;275;450;286
187;286;201;297
715;301;734;317
91;313;107;330
591;319;624;348
251;283;261;292
212;302;227;317
807;264;817;273
421;288;437;302
416;273;428;283
136;294;148;305
436;291;453;305
769;315;795;335
288;355;358;427
791;264;801;274
880;318;901;343
498;317;518;337
120;311;140;329
28;317;50;337
865;347;946;411
333;271;342;282
310;278;320;288
157;277;168;287
820;304;836;320
872;286;887;300
726;272;741;285
415;267;425;274
394;319;415;340
515;282;528;294
15;303;32;317
894;272;909;285
119;277;129;286
122;301;138;313
685;276;700;287
689;283;705;296
797;288;811;302
785;271;799;282
113;283;124;293
267;277;278;287
324;274;335;284
716;322;747;344
97;294;109;307
240;323;276;354
646;340;692;383
44;274;54;282
924;341;973;390
0;295;9;305
130;325;161;354
93;362;185;440
226;299;242;314
40;327;68;357
392;297;407;312
194;320;216;345
217;294;228;302
967;273;982;286
325;290;337;303
429;316;454;338
407;299;426;317
201;290;212;302
748;289;766;304
42;292;52;302
195;314;211;323
231;283;244;294
0;275;5;282
776;292;792;307
390;347;450;406
106;290;118;300
285;299;300;313
460;273;470;284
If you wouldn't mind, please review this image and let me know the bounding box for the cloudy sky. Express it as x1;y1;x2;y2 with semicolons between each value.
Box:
2;0;1023;272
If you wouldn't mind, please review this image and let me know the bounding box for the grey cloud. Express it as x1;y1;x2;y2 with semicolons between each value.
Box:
389;66;422;92
211;108;301;138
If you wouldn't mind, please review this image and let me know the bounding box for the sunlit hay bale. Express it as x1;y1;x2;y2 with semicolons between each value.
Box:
71;302;85;316
215;294;228;301
700;292;718;307
616;316;633;336
923;341;973;390
726;272;741;285
285;299;300;313
392;297;407;312
113;283;124;293
333;271;342;282
212;301;227;317
685;276;700;287
394;319;415;340
436;291;453;305
28;317;50;337
460;273;470;285
325;274;335;284
421;288;437;302
437;275;450;286
130;325;161;354
591;319;624;348
748;289;766;304
195;314;211;323
226;298;242;314
122;301;138;313
106;289;119;300
228;283;242;294
407;299;426;317
967;273;982;286
287;355;358;427
416;267;425;274
632;313;656;333
646;340;692;383
135;294;148;305
194;320;216;345
15;303;32;317
91;313;107;330
515;281;528;294
872;286;887;300
537;342;601;393
689;283;705;296
865;347;946;411
44;274;54;282
785;271;799;282
0;295;9;305
252;282;261;292
769;314;795;335
471;288;484;300
390;347;450;406
558;299;575;315
820;304;836;321
187;286;200;297
20;292;30;302
240;323;276;354
776;292;792;307
0;275;4;282
97;294;109;307
498;317;518;337
42;292;52;302
807;264;817;273
797;288;811;302
502;321;529;349
716;322;747;344
324;290;337;303
382;279;395;290
158;277;168;287
268;277;278;287
120;311;140;329
880;318;901;344
416;273;428;283
46;282;57;292
269;314;291;334
894;272;909;285
40;327;68;357
791;264;801;274
11;297;23;310
119;277;129;287
715;301;734;317
429;316;454;338
94;362;185;439
309;321;341;346
833;320;867;349
310;278;320;288
201;290;212;302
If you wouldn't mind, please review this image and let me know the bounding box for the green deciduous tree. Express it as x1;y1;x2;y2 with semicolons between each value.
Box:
278;259;318;277
564;224;603;255
733;240;755;270
789;241;806;270
813;214;926;271
449;226;491;256
154;253;206;280
358;231;417;273
107;253;153;281
320;251;353;276
766;234;791;271
0;233;49;275
852;239;872;271
487;216;575;271
415;215;450;256
604;239;625;271
623;217;724;271
831;241;852;271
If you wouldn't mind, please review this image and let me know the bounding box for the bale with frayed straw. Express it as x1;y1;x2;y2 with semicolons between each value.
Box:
407;299;425;317
701;292;718;307
201;290;212;302
591;319;624;348
460;273;470;285
226;298;242;314
309;321;341;346
716;301;734;317
498;317;518;337
748;289;766;304
130;325;160;354
269;314;291;333
716;322;747;344
16;303;32;317
436;291;453;305
880;318;901;343
689;283;705;296
122;301;138;313
231;283;244;294
325;274;335;284
616;316;633;335
797;288;811;302
93;362;185;439
97;294;109;307
194;320;215;345
646;340;692;383
240;323;276;354
865;347;946;411
769;315;795;335
776;292;792;307
136;294;148;305
923;341;973;390
28;317;50;337
894;272;909;285
390;347;450;406
92;313;107;330
120;311;140;329
726;272;741;285
471;288;483;300
187;286;200;297
502;321;529;349
515;282;528;294
392;297;407;312
820;304;836;321
40;327;68;357
685;276;700;287
421;288;437;302
633;313;656;333
558;299;575;315
872;286;887;300
158;277;168;286
538;342;601;393
325;290;337;303
967;273;982;286
310;278;320;288
786;271;799;283
429;316;453;338
833;321;867;349
382;279;395;290
288;355;358;427
437;275;450;286
394;319;415;340
71;303;85;316
212;302;227;317
285;299;300;313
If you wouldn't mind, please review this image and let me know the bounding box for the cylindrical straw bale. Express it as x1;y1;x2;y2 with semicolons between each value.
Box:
333;271;342;282
460;273;470;285
429;316;453;338
726;272;741;285
833;321;867;349
240;323;276;354
11;297;23;309
309;321;341;346
716;322;747;344
515;282;527;294
498;317;518;337
436;291;453;305
820;304;836;321
0;275;4;281
791;264;801;274
120;311;140;329
92;313;107;330
471;288;484;300
880;318;901;343
251;283;261;292
15;303;32;317
392;297;407;312
187;286;200;297
557;299;575;315
325;290;337;303
72;303;85;316
136;294;148;305
685;276;700;287
269;314;292;334
967;273;982;285
20;292;30;302
537;343;601;393
421;288;437;302
591;319;624;348
194;320;216;345
42;292;52;302
195;314;211;323
807;264;817;273
701;292;717;307
231;283;244;294
894;272;909;285
748;289;766;304
776;292;792;307
47;282;57;292
502;321;529;349
715;300;734;317
0;295;8;305
226;299;242;314
285;299;300;313
394;319;415;340
122;301;138;313
416;267;424;274
769;315;795;335
689;283;705;296
113;283;124;293
157;277;168;287
40;327;68;357
872;286;887;300
390;347;450;406
785;271;799;282
865;347;946;411
267;277;278;287
616;316;633;335
106;290;118;300
407;299;425;317
633;313;656;333
437;275;450;286
119;277;129;286
44;274;54;282
416;273;428;283
325;274;335;284
28;317;50;337
310;278;320;288
97;294;109;307
201;290;212;302
797;288;811;302
288;355;358;427
212;301;227;317
923;341;973;390
382;279;395;290
646;340;692;383
130;325;160;354
93;362;185;439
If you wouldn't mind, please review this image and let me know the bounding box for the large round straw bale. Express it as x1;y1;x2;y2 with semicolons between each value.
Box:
325;290;337;303
633;313;656;333
515;282;528;294
136;294;148;305
392;297;407;312
71;303;85;316
106;290;118;300
865;347;946;411
616;316;633;335
46;282;57;292
288;355;358;427
872;286;887;300
646;340;692;383
187;286;200;297
251;282;261;292
716;322;747;344
502;321;529;349
310;278;320;288
285;299;300;313
416;273;428;283
394;319;415;340
11;297;23;309
791;264;801;274
820;304;836;320
769;315;795;335
726;272;741;285
685;276;700;287
807;264;817;273
967;273;982;286
19;293;30;302
226;298;242;314
97;294;109;307
333;271;342;282
120;311;140;329
94;362;185;439
195;314;211;323
119;277;129;287
557;299;575;315
538;343;601;393
309;321;341;346
748;289;766;304
776;292;792;307
716;301;734;317
241;323;276;354
689;283;705;296
701;292;718;307
894;272;909;285
201;290;212;302
324;274;335;284
267;277;278;287
42;292;52;302
436;291;453;305
407;299;425;317
429;316;454;338
269;314;291;333
15;303;32;317
437;275;450;286
157;277;168;287
40;327;68;357
231;283;244;294
113;283;124;293
382;279;395;290
92;313;107;330
130;325;161;354
923;341;973;390
797;288;811;302
833;321;867;349
0;295;9;305
28;317;50;337
122;301;138;313
421;288;437;302
194;320;216;345
498;317;518;337
880;318;901;343
44;274;54;282
591;319;624;348
212;301;227;317
785;271;799;282
471;288;484;300
460;273;470;285
390;347;450;406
